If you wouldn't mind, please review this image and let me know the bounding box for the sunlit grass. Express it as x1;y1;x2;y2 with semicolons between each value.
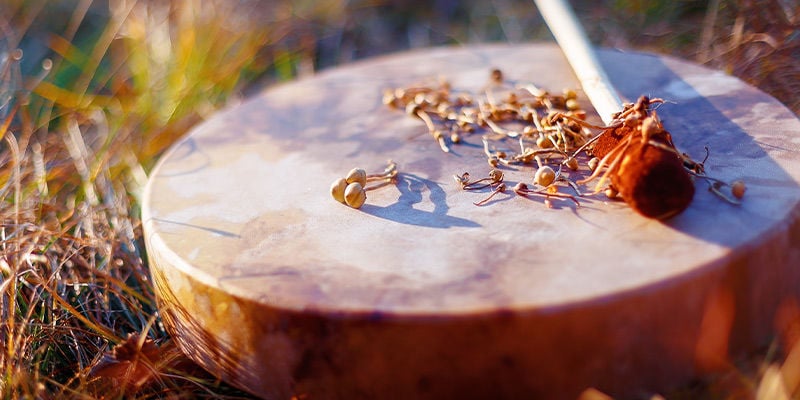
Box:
0;0;297;396
0;0;798;398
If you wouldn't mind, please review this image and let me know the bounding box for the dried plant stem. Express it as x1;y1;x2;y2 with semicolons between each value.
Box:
514;183;580;206
2;126;21;373
473;183;507;206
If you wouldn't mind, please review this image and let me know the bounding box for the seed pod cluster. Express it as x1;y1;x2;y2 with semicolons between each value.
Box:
330;161;399;209
330;168;369;208
382;72;743;218
384;69;592;166
581;97;696;219
612;125;695;219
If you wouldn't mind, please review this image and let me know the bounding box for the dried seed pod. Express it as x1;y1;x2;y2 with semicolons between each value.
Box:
346;168;367;187
382;90;395;107
612;136;694;219
330;178;348;203
588;157;600;172
405;102;421;117
489;169;504;183
566;98;580;111
592;125;632;159
731;180;746;199
490;68;504;84
536;136;554;149
454;172;471;187
414;93;429;107
570;109;587;120
344;182;367;208
534;166;556;187
565;157;579;171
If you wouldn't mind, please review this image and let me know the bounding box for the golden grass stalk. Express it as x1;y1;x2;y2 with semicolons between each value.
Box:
0;0;283;396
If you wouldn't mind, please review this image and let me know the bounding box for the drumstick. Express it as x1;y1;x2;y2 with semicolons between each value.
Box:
533;0;623;125
533;0;718;219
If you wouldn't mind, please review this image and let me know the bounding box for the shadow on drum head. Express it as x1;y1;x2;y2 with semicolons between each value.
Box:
361;173;481;228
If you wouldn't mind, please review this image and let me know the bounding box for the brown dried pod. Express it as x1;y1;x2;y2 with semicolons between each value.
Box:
489;68;504;84
591;96;657;159
731;180;746;199
591;124;632;159
344;182;367;208
330;178;348;203
576;98;696;219
612;132;694;220
345;168;367;187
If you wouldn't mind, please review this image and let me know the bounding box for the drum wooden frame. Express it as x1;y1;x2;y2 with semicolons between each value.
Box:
143;43;800;399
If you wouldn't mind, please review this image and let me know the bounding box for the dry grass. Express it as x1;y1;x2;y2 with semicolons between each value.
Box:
0;0;798;398
699;0;800;114
0;1;294;397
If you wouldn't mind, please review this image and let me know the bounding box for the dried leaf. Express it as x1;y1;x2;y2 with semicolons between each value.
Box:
89;333;165;395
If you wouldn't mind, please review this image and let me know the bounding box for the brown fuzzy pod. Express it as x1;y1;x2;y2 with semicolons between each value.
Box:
592;125;632;159
612;137;695;220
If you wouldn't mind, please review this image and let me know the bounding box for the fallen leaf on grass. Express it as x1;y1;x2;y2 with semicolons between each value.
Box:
89;333;162;394
88;333;200;396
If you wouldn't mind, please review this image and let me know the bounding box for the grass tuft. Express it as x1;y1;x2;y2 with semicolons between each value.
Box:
1;0;273;397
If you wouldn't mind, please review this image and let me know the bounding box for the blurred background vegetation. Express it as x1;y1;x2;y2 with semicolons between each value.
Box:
0;0;798;398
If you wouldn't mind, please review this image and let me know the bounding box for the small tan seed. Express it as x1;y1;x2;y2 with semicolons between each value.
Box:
330;178;348;203
345;168;367;187
344;182;367;208
566;98;580;111
565;157;579;171
534;166;556;187
536;136;554;149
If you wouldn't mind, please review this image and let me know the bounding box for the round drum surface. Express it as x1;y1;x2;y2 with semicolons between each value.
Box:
143;43;800;399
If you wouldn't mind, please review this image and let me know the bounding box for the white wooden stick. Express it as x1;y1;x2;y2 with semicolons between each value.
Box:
533;0;623;125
